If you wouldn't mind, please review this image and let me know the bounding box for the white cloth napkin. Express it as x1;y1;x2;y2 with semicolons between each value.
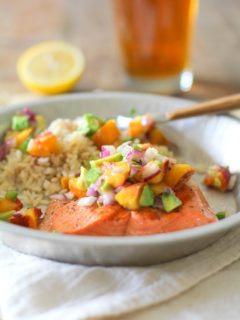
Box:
1;227;240;320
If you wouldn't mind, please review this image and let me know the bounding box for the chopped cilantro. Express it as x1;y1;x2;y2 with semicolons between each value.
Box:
216;211;226;220
130;107;138;117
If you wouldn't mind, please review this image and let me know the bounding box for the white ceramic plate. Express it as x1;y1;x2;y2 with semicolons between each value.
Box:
0;92;239;266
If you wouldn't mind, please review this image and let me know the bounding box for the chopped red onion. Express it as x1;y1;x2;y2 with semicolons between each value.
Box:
98;196;103;204
142;162;160;181
87;186;99;197
102;191;115;206
0;144;7;161
92;176;104;192
65;192;75;200
112;166;125;174
0;140;12;161
100;145;116;158
115;182;131;193
143;147;159;163
154;197;164;210
117;143;132;158
126;148;144;162
77;196;97;206
163;187;174;194
133;149;144;156
100;149;110;158
129;164;140;177
50;194;68;201
22;107;36;122
126;150;133;161
5;138;16;148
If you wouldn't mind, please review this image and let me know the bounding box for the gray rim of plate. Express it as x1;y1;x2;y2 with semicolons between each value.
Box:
0;91;239;246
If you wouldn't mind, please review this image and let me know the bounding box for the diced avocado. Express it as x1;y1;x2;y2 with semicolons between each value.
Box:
0;210;15;221
78;113;103;137
19;138;31;153
86;167;101;186
216;211;226;220
161;192;182;212
80;167;89;188
100;181;112;193
12;115;29;131
90;152;123;167
139;185;154;207
132;144;142;151
5;191;18;201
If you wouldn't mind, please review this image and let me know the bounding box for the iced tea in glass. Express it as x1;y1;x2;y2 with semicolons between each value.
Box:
113;0;198;93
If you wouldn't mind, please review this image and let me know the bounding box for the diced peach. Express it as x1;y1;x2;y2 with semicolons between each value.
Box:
104;162;130;188
163;164;195;190
27;131;59;157
0;198;23;213
15;127;33;147
150;182;167;196
60;176;70;190
115;183;144;210
148;127;169;145
24;208;41;229
92;120;121;148
128;118;145;138
68;177;86;198
128;114;154;138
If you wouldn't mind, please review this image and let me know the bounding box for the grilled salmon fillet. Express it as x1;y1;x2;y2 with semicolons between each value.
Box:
40;185;217;236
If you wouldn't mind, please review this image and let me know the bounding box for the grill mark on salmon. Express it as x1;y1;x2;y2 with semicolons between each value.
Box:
40;185;217;236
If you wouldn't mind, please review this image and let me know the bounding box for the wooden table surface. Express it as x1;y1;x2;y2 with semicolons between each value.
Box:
0;0;240;103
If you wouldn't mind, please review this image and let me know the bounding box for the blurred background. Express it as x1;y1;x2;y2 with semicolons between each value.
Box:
0;0;239;102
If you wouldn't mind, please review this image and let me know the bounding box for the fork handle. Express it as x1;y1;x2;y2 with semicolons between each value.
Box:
166;93;240;121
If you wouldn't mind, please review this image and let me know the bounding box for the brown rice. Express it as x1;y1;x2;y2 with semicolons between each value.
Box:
0;118;98;209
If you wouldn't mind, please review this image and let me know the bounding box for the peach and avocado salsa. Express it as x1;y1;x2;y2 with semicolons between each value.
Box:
63;142;194;212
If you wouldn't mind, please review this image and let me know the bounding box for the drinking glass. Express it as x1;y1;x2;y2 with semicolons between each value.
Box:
113;0;199;93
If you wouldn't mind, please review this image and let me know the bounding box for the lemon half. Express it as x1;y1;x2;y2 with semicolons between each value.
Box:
17;41;85;95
